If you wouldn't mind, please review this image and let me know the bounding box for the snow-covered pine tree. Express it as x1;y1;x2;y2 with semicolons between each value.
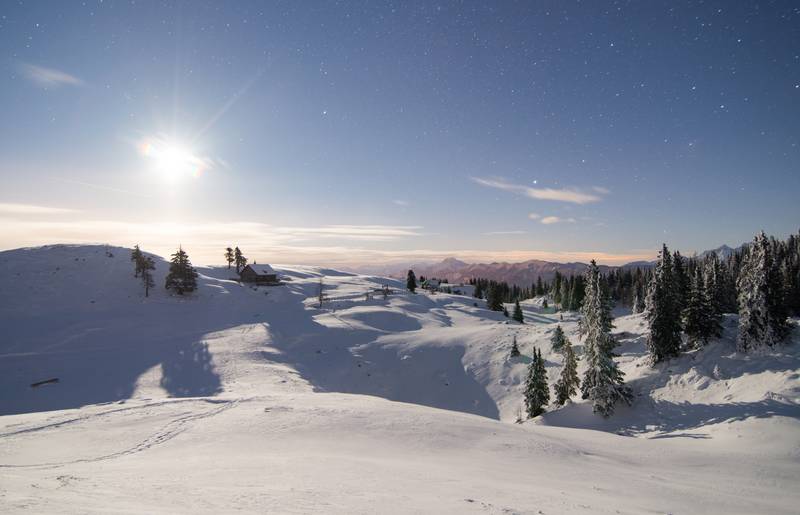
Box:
550;325;567;353
554;337;579;406
645;244;682;363
510;335;521;358
702;259;723;338
766;236;791;343
552;272;562;307
131;245;143;277
224;247;234;269
568;275;585;311
560;279;571;311
703;255;722;319
524;348;550;418
141;256;155;297
406;270;417;293
512;300;524;323
632;283;646;314
579;265;612;339
164;247;198;295
580;260;631;417
684;267;714;347
737;232;791;352
234;247;247;273
672;250;689;317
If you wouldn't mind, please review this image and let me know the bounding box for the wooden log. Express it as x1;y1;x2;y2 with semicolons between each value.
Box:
30;378;59;388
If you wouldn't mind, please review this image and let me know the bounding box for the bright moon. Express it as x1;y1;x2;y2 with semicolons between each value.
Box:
140;138;208;179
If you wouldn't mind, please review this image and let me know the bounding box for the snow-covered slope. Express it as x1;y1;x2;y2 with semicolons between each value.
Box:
1;245;798;513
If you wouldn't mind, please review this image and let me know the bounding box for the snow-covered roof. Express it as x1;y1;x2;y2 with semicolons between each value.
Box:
245;264;276;275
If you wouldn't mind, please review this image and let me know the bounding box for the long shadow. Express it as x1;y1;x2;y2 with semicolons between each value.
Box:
0;284;257;416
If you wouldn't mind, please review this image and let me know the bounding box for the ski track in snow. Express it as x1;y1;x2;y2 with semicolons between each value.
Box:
0;398;239;469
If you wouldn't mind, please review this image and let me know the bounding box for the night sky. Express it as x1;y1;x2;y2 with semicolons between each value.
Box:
0;1;798;265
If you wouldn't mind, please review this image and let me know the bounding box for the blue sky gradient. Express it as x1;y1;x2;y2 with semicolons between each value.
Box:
1;1;798;265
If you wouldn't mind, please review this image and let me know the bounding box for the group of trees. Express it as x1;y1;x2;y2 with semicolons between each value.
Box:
130;245;198;296
225;246;248;273
519;230;798;419
646;231;796;362
522;261;632;419
130;245;156;297
737;232;794;352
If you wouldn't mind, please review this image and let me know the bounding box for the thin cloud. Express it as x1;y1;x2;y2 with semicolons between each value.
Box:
540;216;576;225
0;203;78;215
20;63;84;87
471;177;605;204
484;230;527;235
0;216;654;266
275;225;423;241
528;213;541;220
392;199;410;207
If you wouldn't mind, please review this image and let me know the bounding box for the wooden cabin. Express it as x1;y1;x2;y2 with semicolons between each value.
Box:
239;264;279;284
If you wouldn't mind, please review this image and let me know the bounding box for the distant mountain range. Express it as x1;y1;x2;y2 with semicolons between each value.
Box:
350;244;743;287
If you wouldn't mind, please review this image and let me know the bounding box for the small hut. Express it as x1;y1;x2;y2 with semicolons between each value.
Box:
239;264;279;285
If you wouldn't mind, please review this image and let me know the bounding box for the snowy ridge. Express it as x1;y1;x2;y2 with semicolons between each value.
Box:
1;244;798;513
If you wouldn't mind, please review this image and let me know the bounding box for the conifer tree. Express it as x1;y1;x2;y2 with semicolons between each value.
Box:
165;247;198;295
737;232;790;352
487;283;504;311
224;247;234;269
510;335;521;358
550;325;567;353
552;272;562;307
702;259;724;337
684;267;715;347
560;279;571;311
542;299;549;309
406;270;417;293
568;276;585;311
580;260;631;417
473;281;484;299
234;247;247;273
632;284;646;314
554;337;579;406
645;245;682;363
512;300;524;323
672;250;689;315
141;256;155;297
524;348;550;418
131;245;143;277
317;278;326;308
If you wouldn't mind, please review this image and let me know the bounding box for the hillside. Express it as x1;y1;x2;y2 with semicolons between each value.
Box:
355;257;616;286
1;245;798;513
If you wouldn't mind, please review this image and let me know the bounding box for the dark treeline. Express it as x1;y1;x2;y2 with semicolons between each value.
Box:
464;230;800;321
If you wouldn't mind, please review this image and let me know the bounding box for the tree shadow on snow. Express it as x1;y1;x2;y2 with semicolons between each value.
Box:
0;305;237;416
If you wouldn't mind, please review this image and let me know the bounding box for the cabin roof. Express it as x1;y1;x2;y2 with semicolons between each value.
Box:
242;264;276;275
